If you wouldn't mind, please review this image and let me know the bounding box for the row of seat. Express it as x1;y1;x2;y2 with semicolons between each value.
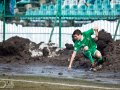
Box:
19;0;111;5
24;3;120;18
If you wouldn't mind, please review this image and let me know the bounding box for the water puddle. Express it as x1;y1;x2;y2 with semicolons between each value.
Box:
0;64;120;84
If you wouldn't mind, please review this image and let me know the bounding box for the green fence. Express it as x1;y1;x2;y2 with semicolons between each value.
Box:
0;0;120;48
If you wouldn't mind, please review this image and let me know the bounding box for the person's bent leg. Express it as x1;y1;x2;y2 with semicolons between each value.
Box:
94;50;104;65
83;46;95;67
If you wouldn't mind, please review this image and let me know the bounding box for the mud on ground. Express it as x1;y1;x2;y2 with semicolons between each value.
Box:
0;30;120;72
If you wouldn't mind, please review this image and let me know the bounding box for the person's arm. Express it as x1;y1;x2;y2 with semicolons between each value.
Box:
83;27;99;41
93;27;99;41
68;51;77;69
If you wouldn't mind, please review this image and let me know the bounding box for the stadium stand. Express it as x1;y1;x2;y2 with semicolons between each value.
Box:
22;0;119;19
4;0;119;26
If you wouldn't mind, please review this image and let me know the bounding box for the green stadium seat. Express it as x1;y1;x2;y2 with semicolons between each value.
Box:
104;9;113;16
87;0;95;4
102;4;111;9
94;4;103;18
62;5;70;20
25;9;33;20
71;5;78;15
78;5;87;15
62;5;70;15
48;4;55;15
112;4;120;16
39;4;48;19
78;5;87;20
87;5;95;17
94;0;102;5
47;4;56;19
113;4;120;10
102;4;113;16
39;4;47;15
33;9;40;19
102;0;110;5
26;9;32;15
70;5;78;20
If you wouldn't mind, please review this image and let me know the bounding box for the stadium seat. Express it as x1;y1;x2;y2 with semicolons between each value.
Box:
102;0;110;5
102;4;111;10
112;4;120;16
104;9;113;16
25;9;33;20
47;4;56;19
70;5;79;20
94;0;102;5
39;4;48;19
87;5;95;17
33;9;40;19
78;5;87;20
87;0;96;4
113;4;120;10
94;4;103;18
48;4;55;15
25;9;32;15
62;5;70;15
102;4;112;16
62;5;70;19
39;4;47;15
94;2;102;9
70;5;78;15
78;5;87;15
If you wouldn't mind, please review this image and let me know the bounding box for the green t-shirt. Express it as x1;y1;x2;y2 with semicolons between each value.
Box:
74;28;97;52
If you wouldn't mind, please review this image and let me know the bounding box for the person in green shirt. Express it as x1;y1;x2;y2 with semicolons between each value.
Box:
68;27;103;71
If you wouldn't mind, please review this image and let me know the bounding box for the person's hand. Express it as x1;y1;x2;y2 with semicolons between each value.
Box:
68;65;72;70
83;46;88;51
93;26;99;31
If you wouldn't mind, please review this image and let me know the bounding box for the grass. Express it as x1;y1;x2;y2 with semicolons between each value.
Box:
0;74;120;90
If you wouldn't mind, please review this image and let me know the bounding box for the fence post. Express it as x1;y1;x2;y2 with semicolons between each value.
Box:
58;0;62;48
3;0;6;41
113;19;120;40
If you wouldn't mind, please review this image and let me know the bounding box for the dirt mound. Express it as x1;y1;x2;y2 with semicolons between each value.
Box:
96;30;120;72
0;36;32;64
0;36;71;66
98;29;113;42
101;40;120;72
97;29;113;55
0;36;30;56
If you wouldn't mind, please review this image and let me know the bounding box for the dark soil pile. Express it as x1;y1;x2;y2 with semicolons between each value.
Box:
0;36;31;64
0;29;120;72
0;36;71;66
101;40;120;72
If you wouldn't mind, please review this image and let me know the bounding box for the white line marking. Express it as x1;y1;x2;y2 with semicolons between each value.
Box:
0;78;120;90
0;80;6;88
